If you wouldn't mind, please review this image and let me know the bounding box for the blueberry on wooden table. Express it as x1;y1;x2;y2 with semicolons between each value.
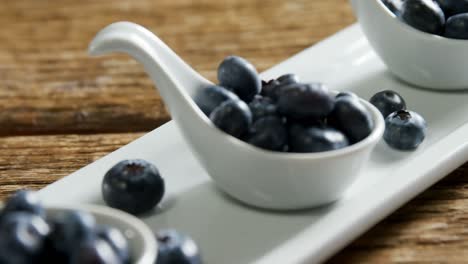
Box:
102;159;165;215
435;0;468;16
277;82;335;119
217;56;261;102
210;99;253;138
370;90;407;118
247;116;288;151
248;95;278;121
330;96;374;143
384;110;427;150
400;0;445;35
288;125;349;153
195;85;238;116
156;229;202;264
0;212;50;264
2;189;45;217
444;14;468;39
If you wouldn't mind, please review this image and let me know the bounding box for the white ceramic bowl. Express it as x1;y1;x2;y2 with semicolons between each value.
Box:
350;0;468;90
46;204;157;264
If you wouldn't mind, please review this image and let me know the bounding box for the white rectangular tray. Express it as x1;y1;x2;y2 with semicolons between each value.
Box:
38;24;468;264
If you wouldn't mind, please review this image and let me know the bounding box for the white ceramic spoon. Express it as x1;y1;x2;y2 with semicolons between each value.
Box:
351;0;468;90
89;22;384;210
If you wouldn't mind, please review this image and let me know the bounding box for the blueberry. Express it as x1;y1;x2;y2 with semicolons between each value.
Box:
210;99;253;138
435;0;468;16
247;116;287;151
156;229;201;264
370;90;407;118
381;0;405;16
195;85;239;116
277;73;300;86
400;0;445;35
277;83;335;119
261;79;281;100
444;13;468;39
102;159;165;215
217;56;261;102
2;189;45;217
248;95;278;121
384;110;427;150
288;125;349;153
0;212;50;264
96;226;130;263
331;96;374;143
55;211;96;253
70;237;122;264
336;91;358;99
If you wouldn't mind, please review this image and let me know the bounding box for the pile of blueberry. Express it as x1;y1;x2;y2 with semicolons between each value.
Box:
382;0;468;39
370;90;427;150
0;190;131;264
101;159;202;264
196;56;375;153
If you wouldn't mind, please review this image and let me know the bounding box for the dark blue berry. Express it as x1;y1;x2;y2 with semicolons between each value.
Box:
444;13;468;39
0;212;50;264
370;90;407;118
435;0;468;16
96;226;130;264
384;110;427;150
331;96;374;143
102;159;165;215
156;229;201;264
277;73;300;86
277;83;335;119
288;125;349;153
2;190;44;217
195;85;239;116
248;95;278;121
400;0;445;35
336;91;358;99
210;99;253;138
54;210;96;254
381;0;404;16
247;116;287;151
217;56;261;102
70;238;122;264
261;79;281;100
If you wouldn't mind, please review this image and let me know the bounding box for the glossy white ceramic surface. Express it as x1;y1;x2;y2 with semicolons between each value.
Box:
88;22;384;210
38;24;468;263
351;0;468;90
47;204;157;264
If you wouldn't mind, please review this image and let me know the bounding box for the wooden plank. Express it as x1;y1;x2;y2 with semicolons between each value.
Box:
0;0;355;135
0;133;468;263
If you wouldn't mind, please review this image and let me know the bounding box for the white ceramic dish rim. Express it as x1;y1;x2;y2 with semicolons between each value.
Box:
376;0;468;44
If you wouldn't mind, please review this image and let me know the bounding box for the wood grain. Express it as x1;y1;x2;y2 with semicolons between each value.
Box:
0;0;354;135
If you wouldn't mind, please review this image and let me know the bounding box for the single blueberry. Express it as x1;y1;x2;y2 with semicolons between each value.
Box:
0;212;50;264
210;99;253;138
400;0;445;35
2;189;45;217
444;13;468;39
277;83;335;119
381;0;405;16
70;238;123;264
53;210;96;254
102;159;165;215
260;79;281;101
247;116;287;151
370;90;407;118
336;91;358;99
384;110;427;150
96;226;130;264
248;95;278;121
277;73;300;86
156;229;202;264
217;56;261;102
195;85;239;116
288;125;349;153
435;0;468;16
331;96;374;143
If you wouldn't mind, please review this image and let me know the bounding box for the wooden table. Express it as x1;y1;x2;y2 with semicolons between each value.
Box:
1;0;467;262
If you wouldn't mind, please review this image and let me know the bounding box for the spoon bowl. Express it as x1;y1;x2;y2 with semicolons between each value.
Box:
350;0;468;90
89;22;384;210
